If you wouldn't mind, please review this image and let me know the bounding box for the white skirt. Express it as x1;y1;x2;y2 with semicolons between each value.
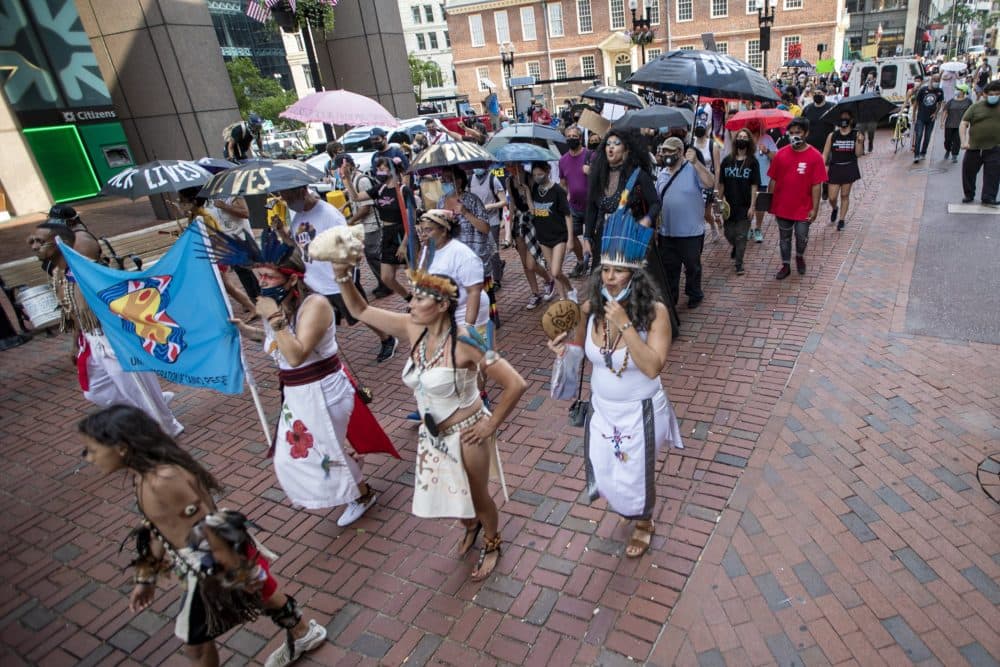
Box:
274;371;362;509
585;388;683;519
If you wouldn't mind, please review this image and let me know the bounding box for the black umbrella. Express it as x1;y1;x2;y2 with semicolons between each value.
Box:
196;157;238;173
783;58;812;69
626;49;780;102
612;105;694;130
491;123;567;145
407;142;496;174
102;160;212;200
580;85;646;109
821;93;899;125
199;159;325;197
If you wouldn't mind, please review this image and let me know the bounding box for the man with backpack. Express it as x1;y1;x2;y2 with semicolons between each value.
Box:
224;113;264;161
469;167;507;287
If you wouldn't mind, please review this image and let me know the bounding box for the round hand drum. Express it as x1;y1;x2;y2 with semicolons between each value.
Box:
541;299;582;340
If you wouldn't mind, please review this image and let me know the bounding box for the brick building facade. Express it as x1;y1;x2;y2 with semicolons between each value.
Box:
445;0;843;114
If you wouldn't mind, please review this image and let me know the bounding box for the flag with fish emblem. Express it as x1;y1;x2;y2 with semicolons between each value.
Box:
59;221;245;394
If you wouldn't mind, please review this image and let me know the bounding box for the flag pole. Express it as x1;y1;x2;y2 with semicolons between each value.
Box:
196;219;272;449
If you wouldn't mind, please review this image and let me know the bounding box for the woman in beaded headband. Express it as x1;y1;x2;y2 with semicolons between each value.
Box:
547;213;685;559
320;216;527;583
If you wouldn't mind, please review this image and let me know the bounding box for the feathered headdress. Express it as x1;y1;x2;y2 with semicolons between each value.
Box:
405;210;459;302
194;221;299;275
600;168;653;269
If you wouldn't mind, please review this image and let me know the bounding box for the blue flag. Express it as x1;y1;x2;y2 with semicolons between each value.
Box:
60;222;245;394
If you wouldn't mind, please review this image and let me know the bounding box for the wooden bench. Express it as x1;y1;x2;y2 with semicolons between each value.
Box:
0;220;186;291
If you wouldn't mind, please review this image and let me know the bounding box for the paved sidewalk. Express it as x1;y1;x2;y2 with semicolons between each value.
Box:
0;137;996;666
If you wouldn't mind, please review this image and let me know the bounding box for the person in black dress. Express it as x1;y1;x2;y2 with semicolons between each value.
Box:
822;110;863;231
529;161;575;301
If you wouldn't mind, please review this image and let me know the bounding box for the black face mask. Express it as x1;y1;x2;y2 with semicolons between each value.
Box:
664;155;679;167
839;119;851;128
694;126;707;138
589;141;601;149
566;137;581;150
813;94;825;104
734;139;750;151
374;173;391;184
260;285;289;304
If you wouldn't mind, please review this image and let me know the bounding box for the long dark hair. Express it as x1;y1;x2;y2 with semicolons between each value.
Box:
585;266;663;333
78;405;221;494
586;128;653;207
275;249;312;318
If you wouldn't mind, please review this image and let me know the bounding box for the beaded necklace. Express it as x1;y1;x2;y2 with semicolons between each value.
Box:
417;329;450;371
600;318;630;377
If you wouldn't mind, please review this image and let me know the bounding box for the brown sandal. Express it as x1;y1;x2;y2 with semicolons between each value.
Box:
457;521;482;556
470;534;502;581
625;520;654;558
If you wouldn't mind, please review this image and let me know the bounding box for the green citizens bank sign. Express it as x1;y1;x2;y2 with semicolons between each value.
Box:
1;0;134;202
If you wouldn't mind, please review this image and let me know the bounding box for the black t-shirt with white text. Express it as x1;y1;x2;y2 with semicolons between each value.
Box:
719;154;761;217
914;86;945;123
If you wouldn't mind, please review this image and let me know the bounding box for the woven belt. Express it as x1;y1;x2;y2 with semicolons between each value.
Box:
437;408;487;438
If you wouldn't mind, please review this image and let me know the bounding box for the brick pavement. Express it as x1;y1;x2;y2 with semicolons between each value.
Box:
0;137;997;666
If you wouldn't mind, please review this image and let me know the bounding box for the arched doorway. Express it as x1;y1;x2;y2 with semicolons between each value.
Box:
614;53;633;87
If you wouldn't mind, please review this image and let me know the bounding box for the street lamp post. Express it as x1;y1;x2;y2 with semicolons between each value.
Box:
500;42;516;112
628;0;654;65
756;0;777;78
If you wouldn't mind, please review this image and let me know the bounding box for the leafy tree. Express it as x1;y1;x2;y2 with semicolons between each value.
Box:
409;54;442;105
225;58;300;130
932;4;994;56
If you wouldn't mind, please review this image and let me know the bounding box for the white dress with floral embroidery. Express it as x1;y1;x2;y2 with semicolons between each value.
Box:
263;301;361;509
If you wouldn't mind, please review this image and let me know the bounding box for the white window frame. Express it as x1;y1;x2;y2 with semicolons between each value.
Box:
428;32;439;49
646;0;661;25
783;0;803;9
646;48;662;60
716;41;728;54
746;38;762;69
424;4;434;21
610;0;626;30
416;33;426;50
679;44;695;50
526;61;542;79
469;15;485;47
553;57;568;80
711;0;728;18
521;6;537;40
745;0;756;13
581;54;597;78
494;10;510;44
411;6;422;24
577;0;593;33
548;2;565;37
676;0;693;23
476;66;491;91
782;35;801;63
293;33;304;51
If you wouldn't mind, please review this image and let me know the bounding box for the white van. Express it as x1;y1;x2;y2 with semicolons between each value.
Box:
844;57;927;104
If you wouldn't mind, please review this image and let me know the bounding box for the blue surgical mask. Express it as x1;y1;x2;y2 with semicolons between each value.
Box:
441;182;456;196
260;285;289;304
987;95;1000;106
473;168;486;177
601;279;632;302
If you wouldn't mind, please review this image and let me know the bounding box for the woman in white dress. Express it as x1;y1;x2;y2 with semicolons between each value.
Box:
327;211;527;581
549;212;683;557
232;241;382;528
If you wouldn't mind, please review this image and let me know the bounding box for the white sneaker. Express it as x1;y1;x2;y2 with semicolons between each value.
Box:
264;619;327;667
162;391;175;405
567;289;579;304
336;491;377;527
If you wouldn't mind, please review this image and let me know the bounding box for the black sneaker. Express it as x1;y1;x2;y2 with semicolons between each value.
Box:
687;297;703;309
775;264;791;280
796;256;806;275
735;265;745;276
962;197;975;203
830;206;839;223
376;336;397;363
836;220;845;231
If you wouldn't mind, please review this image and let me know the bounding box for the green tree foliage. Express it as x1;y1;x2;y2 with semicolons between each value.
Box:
225;58;300;130
409;54;442;104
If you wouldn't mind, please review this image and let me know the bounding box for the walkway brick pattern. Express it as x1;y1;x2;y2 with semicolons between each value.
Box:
0;142;997;666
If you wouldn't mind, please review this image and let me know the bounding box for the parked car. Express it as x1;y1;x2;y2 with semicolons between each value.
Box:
843;56;926;105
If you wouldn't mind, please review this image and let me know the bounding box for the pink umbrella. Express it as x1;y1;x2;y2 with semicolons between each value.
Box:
280;90;399;127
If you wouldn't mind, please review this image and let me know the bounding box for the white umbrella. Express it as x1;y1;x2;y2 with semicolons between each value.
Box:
280;90;399;127
941;62;967;73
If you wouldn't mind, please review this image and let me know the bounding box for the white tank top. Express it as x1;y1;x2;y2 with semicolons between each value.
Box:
263;296;339;370
584;315;661;402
